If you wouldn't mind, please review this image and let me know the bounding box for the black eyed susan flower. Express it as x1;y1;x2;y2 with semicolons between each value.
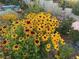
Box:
46;43;51;49
42;34;49;42
45;47;51;52
1;30;8;36
34;38;40;47
30;31;35;35
12;20;20;25
37;32;43;37
25;19;32;26
54;45;59;51
11;34;18;39
60;39;65;45
12;26;17;31
2;25;7;29
2;39;9;46
24;29;31;37
45;43;51;52
13;44;20;51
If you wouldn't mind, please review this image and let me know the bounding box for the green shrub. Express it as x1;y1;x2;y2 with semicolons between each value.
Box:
0;0;19;5
57;18;74;35
59;44;74;59
69;30;79;43
72;1;79;16
57;17;79;43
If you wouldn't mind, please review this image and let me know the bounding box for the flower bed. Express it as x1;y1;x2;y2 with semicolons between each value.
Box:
0;12;74;59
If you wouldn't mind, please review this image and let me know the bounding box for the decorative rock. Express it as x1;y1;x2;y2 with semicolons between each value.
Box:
71;21;79;31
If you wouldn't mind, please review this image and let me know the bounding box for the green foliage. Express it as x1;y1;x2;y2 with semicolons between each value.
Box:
72;1;79;16
59;0;75;8
59;0;65;7
57;17;79;43
69;30;79;43
57;18;74;35
25;4;44;13
0;0;19;5
15;25;25;37
59;44;74;59
26;37;42;59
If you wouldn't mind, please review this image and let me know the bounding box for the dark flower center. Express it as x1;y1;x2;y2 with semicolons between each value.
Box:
25;29;29;32
35;40;39;43
16;21;19;24
0;29;2;31
44;36;46;39
3;26;7;28
15;45;18;48
39;16;41;18
27;21;30;24
3;40;7;44
41;26;43;28
31;31;35;34
27;34;29;37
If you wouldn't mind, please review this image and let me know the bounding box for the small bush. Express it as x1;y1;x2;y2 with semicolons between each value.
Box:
72;1;79;16
57;18;74;35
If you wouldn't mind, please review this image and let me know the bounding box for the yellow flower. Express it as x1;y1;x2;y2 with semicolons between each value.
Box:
2;25;7;29
46;27;52;34
37;25;43;32
24;19;33;27
1;13;17;20
11;34;18;39
54;45;59;51
12;26;17;31
24;29;31;37
45;44;51;52
30;31;36;36
26;25;33;31
45;48;50;52
37;32;43;37
55;55;60;59
60;39;65;45
45;12;51;18
2;39;9;46
1;29;8;35
13;44;20;51
25;12;35;19
12;20;21;25
42;34;49;42
46;43;51;49
34;38;40;47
